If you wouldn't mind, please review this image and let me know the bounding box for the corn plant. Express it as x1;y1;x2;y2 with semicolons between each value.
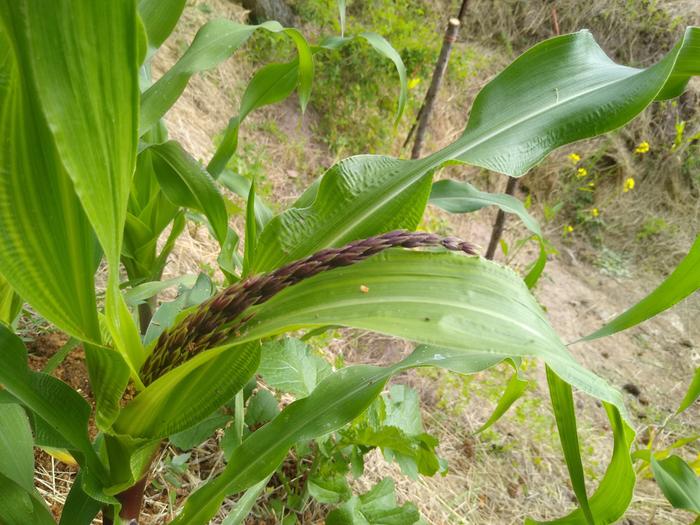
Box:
0;1;699;523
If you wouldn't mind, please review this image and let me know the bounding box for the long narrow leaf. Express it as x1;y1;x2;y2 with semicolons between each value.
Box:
140;19;312;134
583;235;700;341
254;29;699;272
545;367;594;524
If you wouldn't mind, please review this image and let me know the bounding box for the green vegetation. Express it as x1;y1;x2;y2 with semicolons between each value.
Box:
0;1;698;524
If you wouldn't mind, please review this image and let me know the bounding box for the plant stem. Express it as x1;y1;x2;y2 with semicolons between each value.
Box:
485;177;518;260
405;0;470;158
117;476;148;523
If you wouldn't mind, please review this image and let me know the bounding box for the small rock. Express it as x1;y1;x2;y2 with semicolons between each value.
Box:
622;383;641;397
638;396;650;406
601;351;609;359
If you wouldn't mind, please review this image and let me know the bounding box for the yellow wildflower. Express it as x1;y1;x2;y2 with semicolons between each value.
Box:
576;167;588;178
623;177;635;192
568;153;581;163
564;225;574;234
408;77;422;90
634;141;650;154
591;208;599;217
588;181;595;188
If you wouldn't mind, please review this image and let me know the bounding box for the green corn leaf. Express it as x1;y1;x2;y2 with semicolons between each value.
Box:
149;141;228;246
0;273;21;326
0;1;144;375
220;475;272;525
0;472;55;525
474;368;529;434
0;404;34;493
357;32;407;125
169;346;509;524
140;19;312;134
651;455;700;513
208;61;300;177
138;0;186;51
677;367;700;415
583;234;700;341
59;472;102;525
451;28;700;176
255;29;699;271
84;343;131;430
113;342;261;440
0;17;100;343
218;171;274;230
545;367;594;524
123;275;198;307
429;179;546;286
243;179;257;276
0;325;107;484
207;30;405;176
240;251;625;413
253;156;435;272
526;402;635;524
318;33;407;124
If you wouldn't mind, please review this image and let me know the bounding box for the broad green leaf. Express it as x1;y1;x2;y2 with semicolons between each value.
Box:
0;404;34;492
138;0;186;50
583;234;700;341
0;21;100;342
326;478;421;525
255;29;699;271
253;156;435;272
0;1;144;375
651;455;700;512
677;367;700;415
474;369;529;434
0;472;55;525
545;367;594;524
149;141;228;245
429;179;546;286
308;473;352;504
450;28;700;176
170;344;501;524
84;343;131;430
114;342;261;439
140;19;312;134
0;325;107;483
258;338;332;398
10;0;139;269
241;251;625;413
244;389;280;427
